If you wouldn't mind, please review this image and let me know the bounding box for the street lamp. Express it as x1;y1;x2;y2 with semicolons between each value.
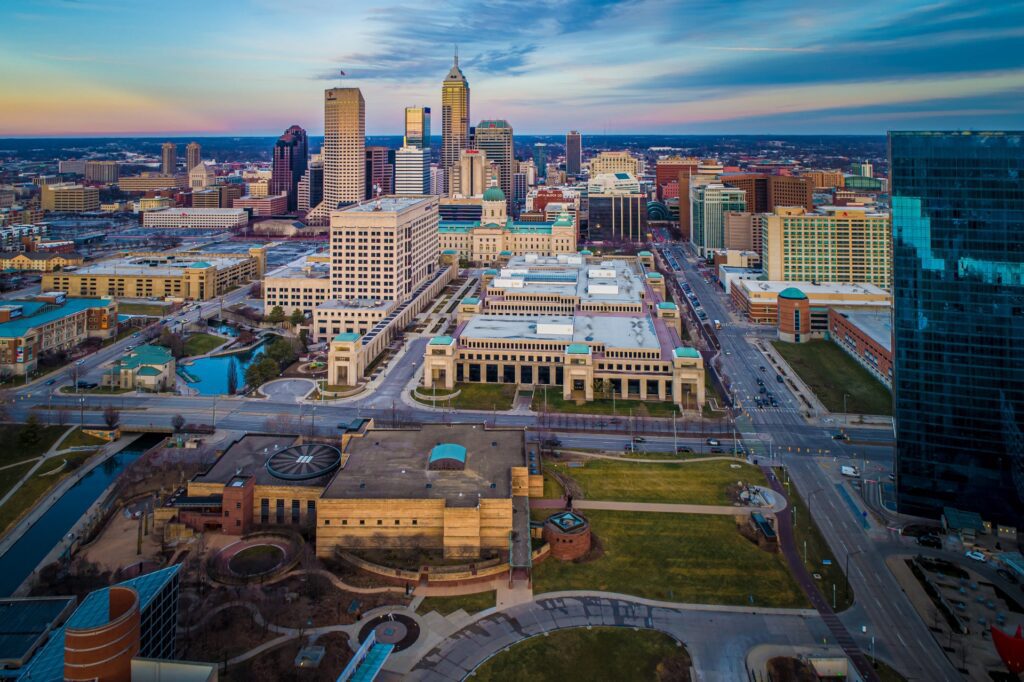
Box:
843;393;850;426
845;548;864;602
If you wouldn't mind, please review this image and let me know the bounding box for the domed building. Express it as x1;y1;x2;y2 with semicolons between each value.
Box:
776;287;810;343
438;181;577;263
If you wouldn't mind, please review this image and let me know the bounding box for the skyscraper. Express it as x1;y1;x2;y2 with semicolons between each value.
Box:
441;52;470;192
452;149;487;197
565;131;582;177
475;120;513;209
297;154;323;213
890;130;1024;526
186;142;201;171
395;146;430;195
160;142;176;175
690;182;746;256
405;106;431;149
270;125;308;212
533;143;547;179
307;88;365;224
365;146;393;198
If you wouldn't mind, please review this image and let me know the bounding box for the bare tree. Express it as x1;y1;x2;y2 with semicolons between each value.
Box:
171;414;185;433
102;404;120;430
56;407;69;427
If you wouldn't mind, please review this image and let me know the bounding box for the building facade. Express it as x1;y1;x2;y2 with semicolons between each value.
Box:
270;125;308;212
475;120;513;208
160;142;176;175
186;141;201;171
690;182;746;256
587;194;648;243
722;173;813;214
40;184;100;212
394;146;430;195
404;106;431;148
441;54;470;188
84;161;119;184
451;149;487;198
364;145;393;198
565;131;582;177
890;130;1024;526
118;173;185;193
141;208;248;229
307;88;365;223
828;307;892;388
233;193;288;216
732;279;890;325
297;155;323;212
589;151;639;177
763;206;892;289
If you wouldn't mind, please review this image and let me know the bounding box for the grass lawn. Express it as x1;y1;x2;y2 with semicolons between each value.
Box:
545;459;766;506
772;340;892;415
0;462;38;500
531;510;808;607
780;468;853;611
117;302;169;316
531;387;680;418
471;627;687;682
417;590;495;616
183;333;225;357
0;450;97;535
413;383;517;411
0;425;68;466
873;659;909;682
57;427;108;450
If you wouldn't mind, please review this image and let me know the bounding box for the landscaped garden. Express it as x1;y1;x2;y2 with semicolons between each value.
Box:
0;450;97;534
545;459;767;506
531;387;681;418
417;590;496;616
530;510;808;608
771;340;892;415
413;382;517;411
182;333;225;357
471;626;690;681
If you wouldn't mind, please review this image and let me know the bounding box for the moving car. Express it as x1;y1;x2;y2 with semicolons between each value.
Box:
917;534;942;548
840;465;860;477
542;438;562;448
45;379;56;385
776;375;785;383
965;550;987;563
832;432;850;441
706;438;720;446
677;446;693;454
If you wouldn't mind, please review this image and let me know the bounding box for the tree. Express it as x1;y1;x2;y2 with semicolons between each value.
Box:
226;358;238;395
266;306;286;325
158;327;184;359
171;414;185;433
289;308;305;327
265;337;298;368
298;328;309;350
244;357;279;390
102;404;120;430
19;414;43;448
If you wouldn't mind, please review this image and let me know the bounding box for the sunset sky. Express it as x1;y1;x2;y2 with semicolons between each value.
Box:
2;0;1023;136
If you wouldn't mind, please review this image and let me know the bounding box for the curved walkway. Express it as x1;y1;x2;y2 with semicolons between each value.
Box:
556;449;745;464
263;567;405;595
532;496;787;516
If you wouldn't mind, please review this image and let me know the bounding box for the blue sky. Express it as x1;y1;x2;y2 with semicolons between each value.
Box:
2;0;1023;136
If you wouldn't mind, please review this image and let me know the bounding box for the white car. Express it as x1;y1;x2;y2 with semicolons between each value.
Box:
964;550;987;562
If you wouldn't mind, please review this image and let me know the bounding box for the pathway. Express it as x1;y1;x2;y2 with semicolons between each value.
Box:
531;498;786;516
0;424;77;509
760;465;880;682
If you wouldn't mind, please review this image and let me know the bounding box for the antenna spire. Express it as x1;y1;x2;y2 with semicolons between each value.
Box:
453;44;459;67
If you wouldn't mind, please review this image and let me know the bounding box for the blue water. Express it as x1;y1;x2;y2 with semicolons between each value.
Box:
0;436;162;597
209;323;239;338
180;341;266;395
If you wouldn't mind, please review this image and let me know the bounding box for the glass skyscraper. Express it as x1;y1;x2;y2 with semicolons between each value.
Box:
890;131;1024;527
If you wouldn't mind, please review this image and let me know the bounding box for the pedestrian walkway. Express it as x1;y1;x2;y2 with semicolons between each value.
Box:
532;497;786;516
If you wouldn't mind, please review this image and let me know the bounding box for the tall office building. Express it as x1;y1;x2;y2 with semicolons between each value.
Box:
84;161;119;184
365;146;393;198
890;130;1024;526
186;142;202;171
690;182;746;255
565;131;582;177
394;146;430;194
160;142;176;175
452;149;487;197
405;106;431;148
307;88;365;223
533;143;547;179
589;151;640;177
441;53;470;187
270;125;308;212
297;154;323;213
656;157;699;201
723;173;813;213
475;120;513;209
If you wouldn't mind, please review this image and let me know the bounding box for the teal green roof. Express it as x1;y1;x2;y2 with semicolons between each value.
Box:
646;272;663;279
429;443;467;464
116;344;173;371
657;301;677;310
137;366;162;376
429;335;454;346
673;347;701;359
499;250;512;256
482;185;506;202
461;297;480;305
484;269;499;276
333;332;361;342
579;249;593;255
566;343;590;355
441;249;458;255
778;287;808;300
187;261;212;268
553;212;574;227
638;250;653;257
0;298;112;340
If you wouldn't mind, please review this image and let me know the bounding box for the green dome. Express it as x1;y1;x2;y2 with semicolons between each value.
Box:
482;185;506;202
778;287;807;300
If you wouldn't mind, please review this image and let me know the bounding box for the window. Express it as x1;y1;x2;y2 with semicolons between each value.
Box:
260;499;269;523
275;499;284;524
325;519;331;525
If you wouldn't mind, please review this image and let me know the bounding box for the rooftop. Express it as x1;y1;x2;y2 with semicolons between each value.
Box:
342;197;432;213
333;332;361;343
148;208;246;215
191;434;331;488
832;307;892;352
738;279;891;300
460;314;662;352
0;597;75;666
69;255;248;277
0;297;113;339
489;256;646;305
323;424;525;504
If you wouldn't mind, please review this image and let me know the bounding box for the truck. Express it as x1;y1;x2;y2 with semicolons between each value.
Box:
840;465;860;478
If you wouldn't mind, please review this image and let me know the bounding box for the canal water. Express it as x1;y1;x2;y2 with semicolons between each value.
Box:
0;434;164;597
179;339;267;395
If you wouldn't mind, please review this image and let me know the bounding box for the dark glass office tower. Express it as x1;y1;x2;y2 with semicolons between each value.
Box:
889;131;1024;526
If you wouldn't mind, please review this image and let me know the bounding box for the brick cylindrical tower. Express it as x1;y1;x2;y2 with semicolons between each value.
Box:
776;287;810;343
542;511;592;561
64;586;141;682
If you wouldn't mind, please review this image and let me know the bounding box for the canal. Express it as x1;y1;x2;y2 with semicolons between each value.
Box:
0;434;164;597
179;339;268;395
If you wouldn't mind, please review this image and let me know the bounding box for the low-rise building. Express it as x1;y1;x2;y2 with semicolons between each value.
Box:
0;251;83;272
43;250;264;301
102;344;176;392
142;208;248;230
0;293;116;376
263;258;332;315
118;173;187;192
732;279;890;326
0;223;46;251
233;193;287;216
828;307;893;387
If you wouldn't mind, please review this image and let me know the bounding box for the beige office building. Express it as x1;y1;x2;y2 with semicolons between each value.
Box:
40;183;99;212
763;206;892;289
802;170;845;190
731;279;891;325
84;161;119;184
723;211;767;255
118;173;186;192
161;142;177;175
589;151;640;177
186;142;202;171
307;88;365;224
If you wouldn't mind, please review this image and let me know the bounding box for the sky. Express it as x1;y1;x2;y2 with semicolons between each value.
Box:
2;0;1023;137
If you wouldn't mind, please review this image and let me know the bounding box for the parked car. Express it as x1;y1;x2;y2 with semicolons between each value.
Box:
75;359;86;366
676;446;693;454
840;465;860;477
756;378;765;386
965;550;987;562
759;386;767;394
917;534;942;548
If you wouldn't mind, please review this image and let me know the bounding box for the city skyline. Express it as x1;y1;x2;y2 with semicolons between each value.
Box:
2;0;1023;137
